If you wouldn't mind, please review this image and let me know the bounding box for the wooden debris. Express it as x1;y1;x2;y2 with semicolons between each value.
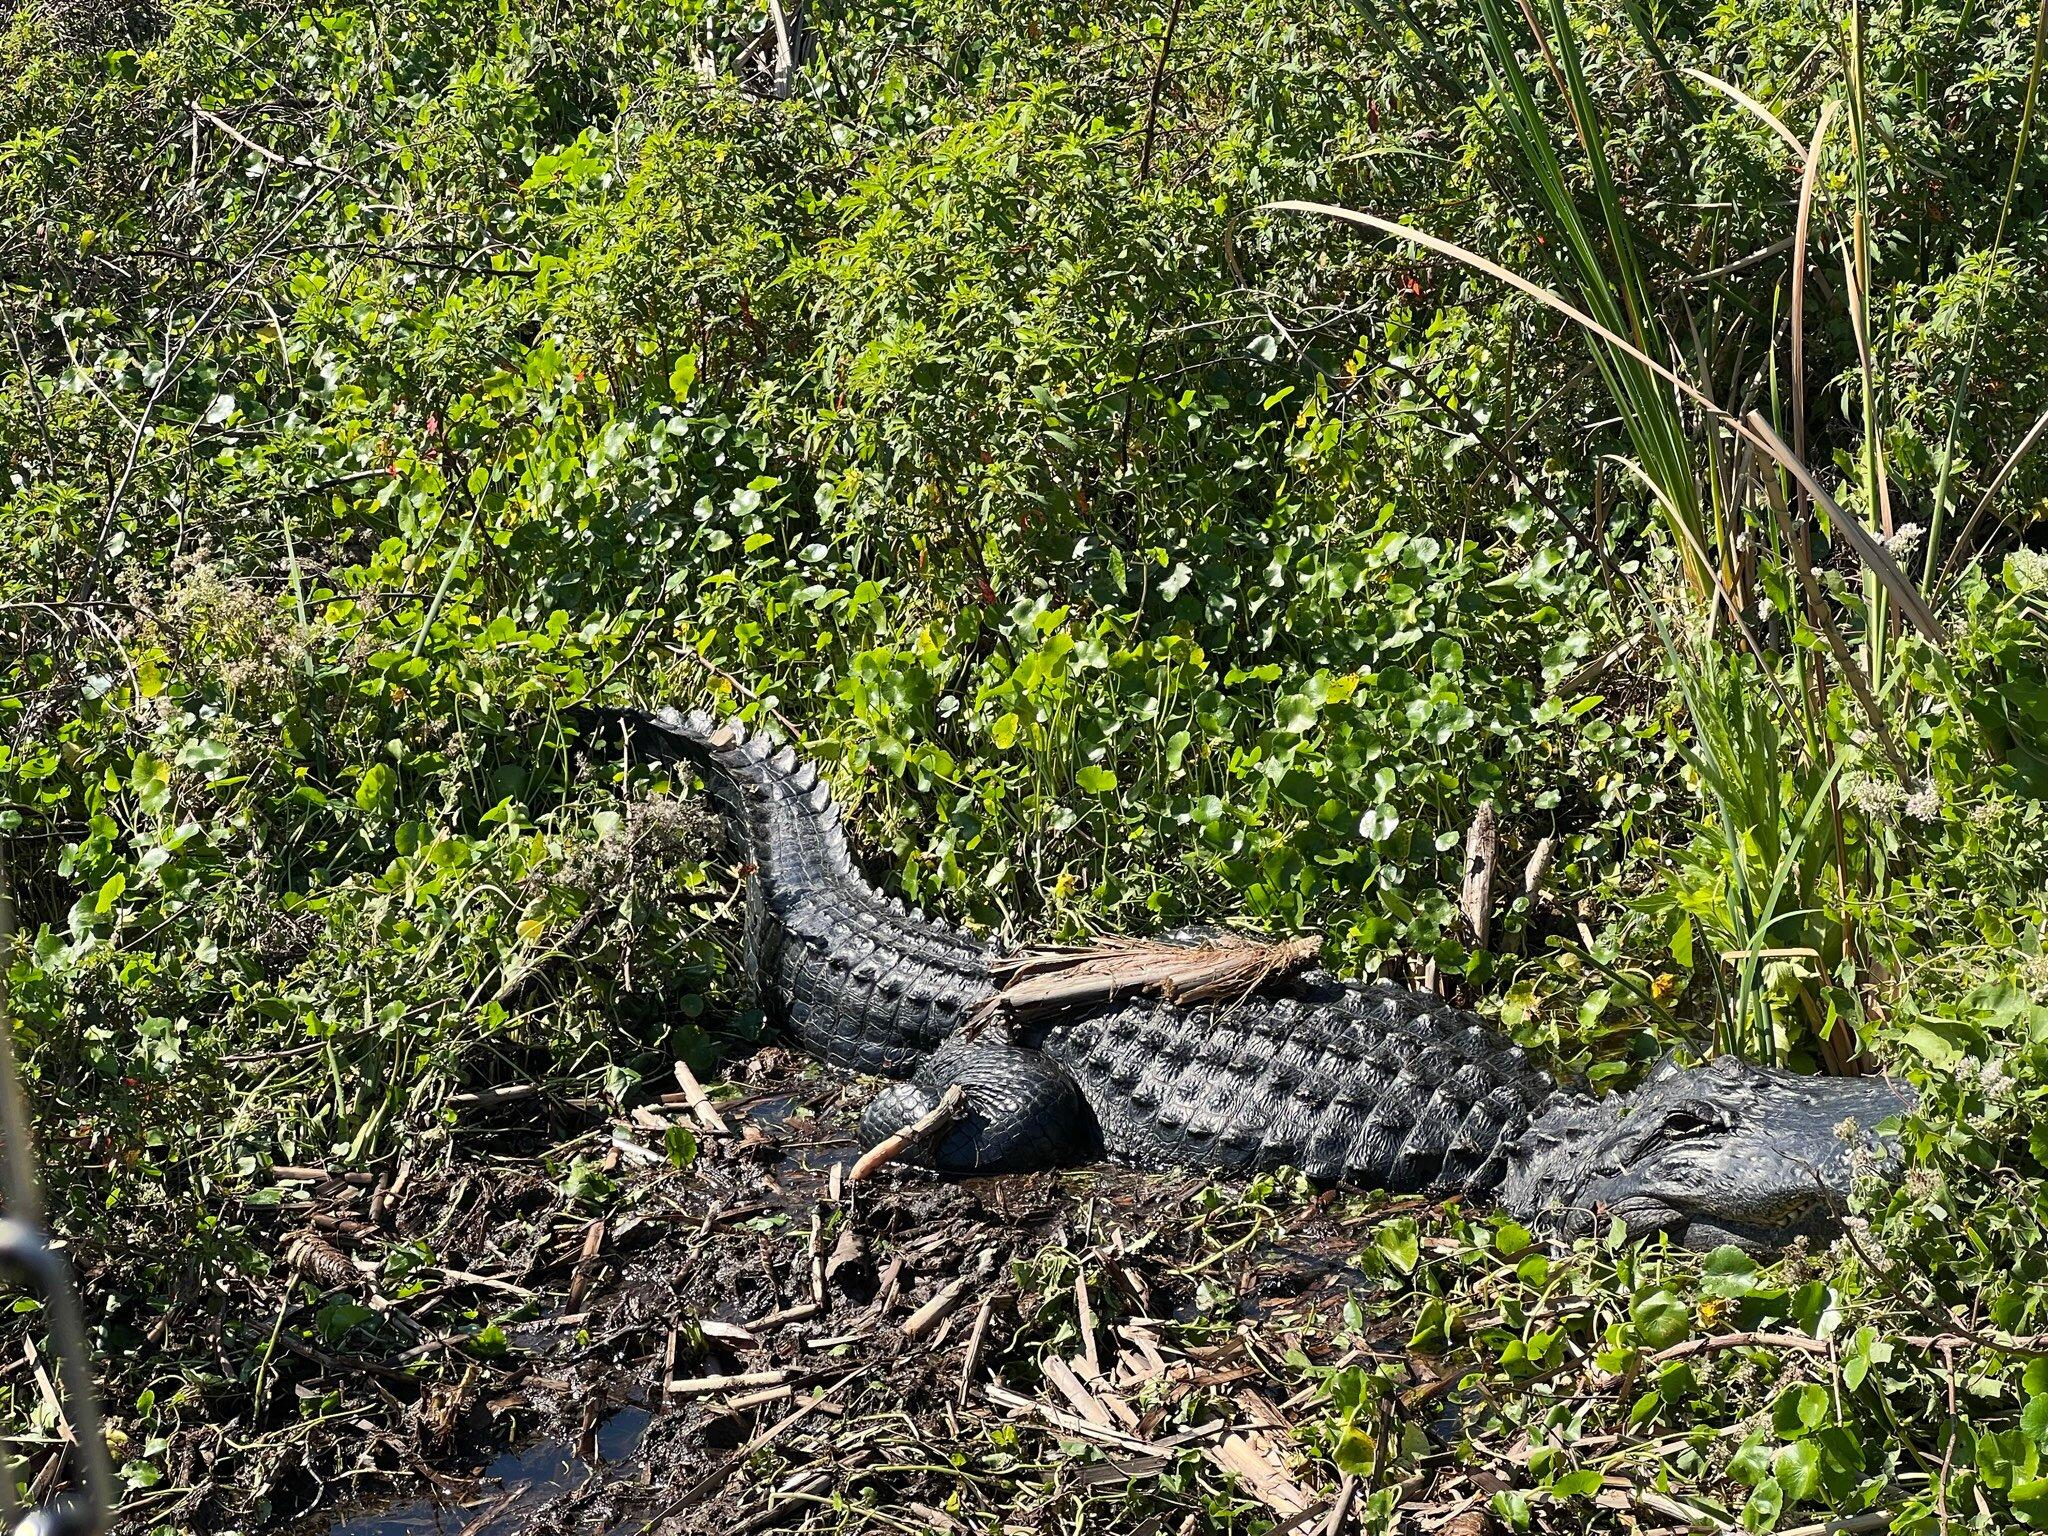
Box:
958;1294;999;1408
447;1083;539;1108
747;1300;822;1331
1069;1453;1172;1486
801;1331;869;1350
1209;1432;1314;1519
1323;1474;1358;1534
1459;801;1498;952
1073;1271;1101;1378
902;1275;971;1340
868;1256;905;1318
565;1219;606;1311
287;1234;361;1291
1095;1387;1142;1431
429;1266;537;1300
970;934;1322;1029
849;1084;966;1183
667;1368;790;1396
672;1060;730;1135
1041;1355;1115;1428
608;1129;666;1167
982;1381;1163;1458
723;1383;794;1411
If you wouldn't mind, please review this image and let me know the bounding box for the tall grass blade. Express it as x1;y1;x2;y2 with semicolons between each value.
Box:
1264;200;1951;646
1790;104;1838;502
1683;66;1806;156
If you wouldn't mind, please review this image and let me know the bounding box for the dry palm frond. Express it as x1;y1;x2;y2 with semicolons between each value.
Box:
969;933;1321;1031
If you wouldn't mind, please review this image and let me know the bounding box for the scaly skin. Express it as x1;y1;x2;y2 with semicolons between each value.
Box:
587;707;1909;1251
583;707;993;1076
1034;979;1553;1193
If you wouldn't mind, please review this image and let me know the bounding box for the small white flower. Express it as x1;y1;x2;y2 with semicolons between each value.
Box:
2008;549;2048;592
1841;773;1907;821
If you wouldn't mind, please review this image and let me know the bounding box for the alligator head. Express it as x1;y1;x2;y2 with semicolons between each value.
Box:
1500;1056;1911;1253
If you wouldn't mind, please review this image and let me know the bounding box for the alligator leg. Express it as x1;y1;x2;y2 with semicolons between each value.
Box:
857;1033;1102;1174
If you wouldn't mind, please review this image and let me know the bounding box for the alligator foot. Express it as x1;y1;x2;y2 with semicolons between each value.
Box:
857;1033;1102;1174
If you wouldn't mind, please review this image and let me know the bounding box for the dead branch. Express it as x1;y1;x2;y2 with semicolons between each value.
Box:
848;1083;966;1183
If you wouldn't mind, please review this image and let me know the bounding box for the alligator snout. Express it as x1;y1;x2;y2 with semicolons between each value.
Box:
1503;1057;1911;1253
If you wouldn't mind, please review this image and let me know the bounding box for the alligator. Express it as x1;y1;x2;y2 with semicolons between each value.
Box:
584;706;1908;1252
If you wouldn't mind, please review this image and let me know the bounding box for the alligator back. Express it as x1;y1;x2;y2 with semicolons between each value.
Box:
1037;979;1554;1195
591;708;992;1075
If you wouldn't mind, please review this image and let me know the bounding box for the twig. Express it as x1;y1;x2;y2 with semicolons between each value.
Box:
1137;0;1185;180
1459;802;1499;953
1648;1330;1832;1366
565;1220;605;1311
1554;633;1647;697
849;1084;965;1183
958;1295;1000;1409
902;1276;971;1341
667;1369;790;1396
672;1061;731;1136
447;1083;539;1109
191;105;367;185
1074;1272;1101;1378
1323;1475;1358;1535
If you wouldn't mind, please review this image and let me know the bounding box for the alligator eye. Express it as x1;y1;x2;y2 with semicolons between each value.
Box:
1661;1105;1719;1136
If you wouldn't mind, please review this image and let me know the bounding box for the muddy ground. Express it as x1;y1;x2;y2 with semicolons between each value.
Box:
107;1049;1513;1536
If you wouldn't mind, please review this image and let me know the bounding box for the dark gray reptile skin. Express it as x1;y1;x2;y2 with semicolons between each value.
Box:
583;706;1910;1250
1037;981;1552;1191
625;709;994;1077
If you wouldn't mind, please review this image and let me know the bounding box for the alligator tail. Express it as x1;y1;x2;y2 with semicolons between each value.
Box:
575;706;992;1075
576;706;857;893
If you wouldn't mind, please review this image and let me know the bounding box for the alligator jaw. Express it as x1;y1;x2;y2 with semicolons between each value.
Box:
1500;1056;1911;1254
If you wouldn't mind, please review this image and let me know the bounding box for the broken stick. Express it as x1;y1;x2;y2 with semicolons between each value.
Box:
847;1083;966;1183
1460;802;1498;952
672;1060;730;1136
901;1275;971;1341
